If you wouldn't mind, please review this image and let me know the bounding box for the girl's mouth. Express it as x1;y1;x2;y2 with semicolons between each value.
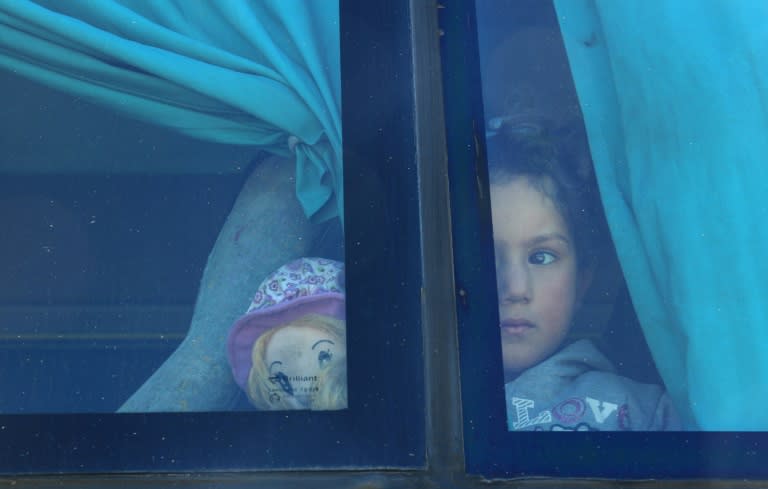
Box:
500;319;535;334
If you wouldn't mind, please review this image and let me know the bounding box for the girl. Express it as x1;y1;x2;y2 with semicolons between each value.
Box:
487;125;680;431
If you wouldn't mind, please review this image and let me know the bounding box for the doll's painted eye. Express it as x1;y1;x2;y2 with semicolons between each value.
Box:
268;371;294;396
318;349;332;367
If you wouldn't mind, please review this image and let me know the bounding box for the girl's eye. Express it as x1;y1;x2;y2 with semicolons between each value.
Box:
529;251;556;265
318;350;332;367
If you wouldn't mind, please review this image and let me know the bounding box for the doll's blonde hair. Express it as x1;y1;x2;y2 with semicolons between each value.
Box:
247;314;347;411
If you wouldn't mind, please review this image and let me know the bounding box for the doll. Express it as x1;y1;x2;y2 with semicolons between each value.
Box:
226;257;346;410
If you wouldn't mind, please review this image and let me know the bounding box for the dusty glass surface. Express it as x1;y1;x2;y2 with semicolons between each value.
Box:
0;1;427;474
0;8;346;414
476;0;678;432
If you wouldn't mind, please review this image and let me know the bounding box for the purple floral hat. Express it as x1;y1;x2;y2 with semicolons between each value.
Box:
226;257;345;390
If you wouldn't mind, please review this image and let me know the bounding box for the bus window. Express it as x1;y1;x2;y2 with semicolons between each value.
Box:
445;0;768;481
0;33;346;417
0;0;425;474
475;1;678;432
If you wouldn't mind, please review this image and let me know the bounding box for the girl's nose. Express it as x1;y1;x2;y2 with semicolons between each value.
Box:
498;264;531;304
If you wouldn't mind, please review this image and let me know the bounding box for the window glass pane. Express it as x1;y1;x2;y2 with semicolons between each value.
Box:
0;35;346;416
475;0;678;432
0;0;425;473
445;0;768;479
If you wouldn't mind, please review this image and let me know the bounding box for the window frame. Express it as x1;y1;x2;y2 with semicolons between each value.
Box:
2;0;767;486
0;0;430;478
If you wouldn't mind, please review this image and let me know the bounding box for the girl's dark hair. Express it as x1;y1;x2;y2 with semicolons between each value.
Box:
485;126;607;267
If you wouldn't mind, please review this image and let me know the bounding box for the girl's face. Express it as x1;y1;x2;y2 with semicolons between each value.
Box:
264;323;344;407
491;176;590;380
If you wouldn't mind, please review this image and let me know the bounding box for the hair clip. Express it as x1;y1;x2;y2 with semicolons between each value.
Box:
486;114;545;139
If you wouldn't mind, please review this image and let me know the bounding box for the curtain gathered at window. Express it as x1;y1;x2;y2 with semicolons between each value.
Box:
0;0;341;223
555;0;768;430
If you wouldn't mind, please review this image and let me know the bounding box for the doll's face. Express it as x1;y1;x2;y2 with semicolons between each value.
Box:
264;323;345;407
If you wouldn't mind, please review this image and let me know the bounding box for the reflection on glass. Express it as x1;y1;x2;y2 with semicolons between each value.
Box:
477;2;679;431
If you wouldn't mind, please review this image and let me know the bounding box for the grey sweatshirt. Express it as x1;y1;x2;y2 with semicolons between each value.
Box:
505;339;681;431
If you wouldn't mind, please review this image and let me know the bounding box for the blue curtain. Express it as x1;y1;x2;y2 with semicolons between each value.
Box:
0;0;341;223
555;0;768;430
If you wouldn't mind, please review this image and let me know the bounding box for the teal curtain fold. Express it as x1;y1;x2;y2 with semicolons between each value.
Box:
555;0;768;430
0;0;342;222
